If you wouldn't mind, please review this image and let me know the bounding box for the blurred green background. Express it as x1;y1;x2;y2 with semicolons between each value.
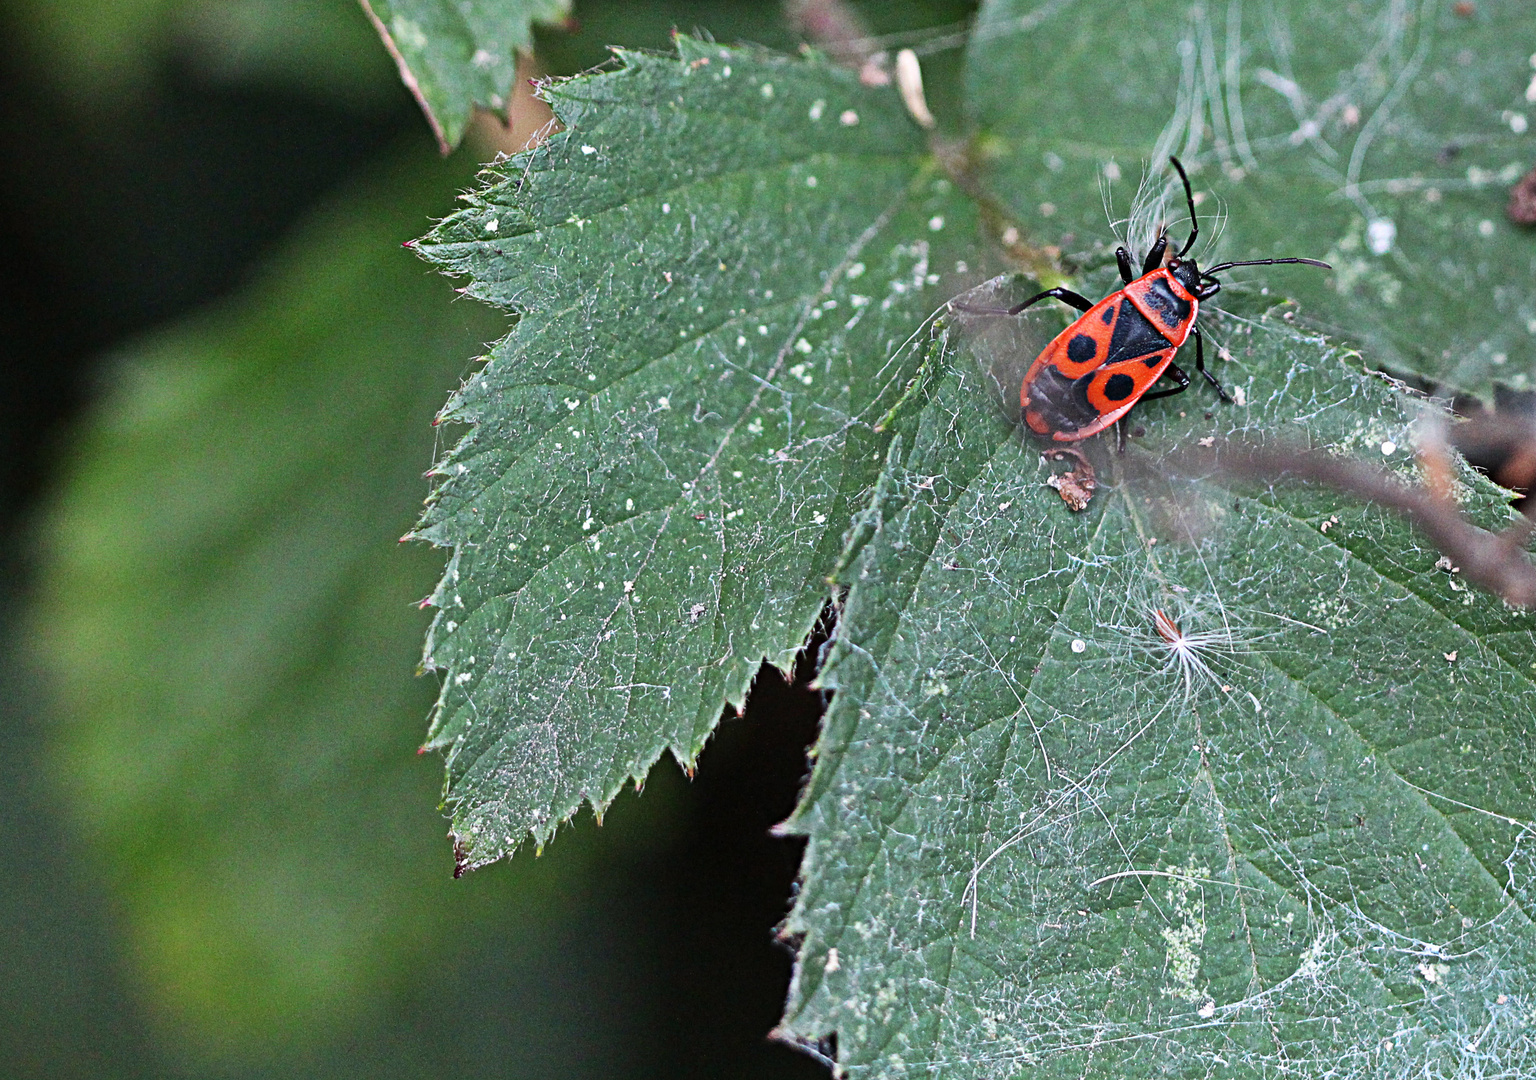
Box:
0;0;971;1076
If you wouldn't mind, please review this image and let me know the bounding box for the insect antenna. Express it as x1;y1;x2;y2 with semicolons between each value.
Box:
1169;156;1201;258
1201;257;1332;275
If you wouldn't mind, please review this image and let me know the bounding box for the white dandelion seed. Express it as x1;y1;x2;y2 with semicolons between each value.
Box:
1146;604;1272;708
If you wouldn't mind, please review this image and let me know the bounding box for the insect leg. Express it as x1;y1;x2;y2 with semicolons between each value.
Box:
1189;324;1232;402
1140;233;1169;275
1116;247;1135;284
1139;362;1190;402
950;286;1095;318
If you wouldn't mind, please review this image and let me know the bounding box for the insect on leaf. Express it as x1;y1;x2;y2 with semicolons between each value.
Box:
966;0;1536;399
779;271;1536;1077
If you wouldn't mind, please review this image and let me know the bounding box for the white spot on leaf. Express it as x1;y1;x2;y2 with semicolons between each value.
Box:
1366;219;1395;255
390;16;427;50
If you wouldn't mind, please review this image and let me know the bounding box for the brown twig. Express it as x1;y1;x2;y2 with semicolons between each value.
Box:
1508;163;1536;226
1174;438;1536;607
785;0;891;84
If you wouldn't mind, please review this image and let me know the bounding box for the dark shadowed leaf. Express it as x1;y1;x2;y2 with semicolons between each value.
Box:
778;271;1536;1076
34;150;507;1046
411;38;978;869
965;0;1536;398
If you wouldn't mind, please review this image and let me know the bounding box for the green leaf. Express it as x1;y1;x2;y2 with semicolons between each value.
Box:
34;149;507;1046
359;0;572;150
965;0;1536;398
411;38;976;869
779;273;1536;1076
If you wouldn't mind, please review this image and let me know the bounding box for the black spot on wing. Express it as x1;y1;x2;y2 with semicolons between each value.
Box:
1106;300;1169;364
1067;334;1098;365
1100;305;1115;325
1143;277;1192;329
1102;372;1137;401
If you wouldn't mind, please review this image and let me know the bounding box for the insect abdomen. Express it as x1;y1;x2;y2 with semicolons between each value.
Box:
1024;364;1102;437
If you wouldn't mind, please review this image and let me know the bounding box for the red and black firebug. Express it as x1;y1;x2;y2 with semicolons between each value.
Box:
954;157;1330;443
